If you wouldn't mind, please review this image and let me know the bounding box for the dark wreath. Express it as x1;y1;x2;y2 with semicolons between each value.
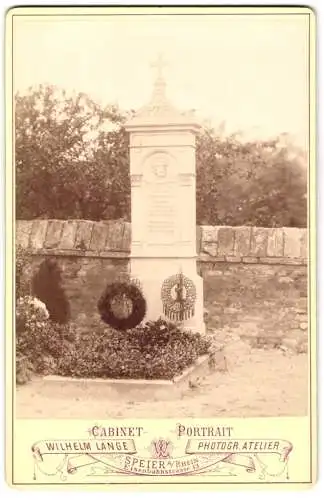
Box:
97;282;146;330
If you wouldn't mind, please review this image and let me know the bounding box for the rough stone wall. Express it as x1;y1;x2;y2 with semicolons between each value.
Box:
203;263;308;352
198;225;307;265
16;220;130;258
16;220;307;264
16;220;308;344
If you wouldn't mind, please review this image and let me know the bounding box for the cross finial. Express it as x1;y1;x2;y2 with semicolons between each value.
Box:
150;53;168;80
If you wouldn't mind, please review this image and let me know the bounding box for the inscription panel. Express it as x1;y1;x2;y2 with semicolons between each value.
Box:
146;182;177;245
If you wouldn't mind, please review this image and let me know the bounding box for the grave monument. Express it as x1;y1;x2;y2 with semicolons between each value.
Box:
125;55;205;333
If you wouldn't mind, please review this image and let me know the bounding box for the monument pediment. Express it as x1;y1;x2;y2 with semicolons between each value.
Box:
125;54;199;130
126;97;197;128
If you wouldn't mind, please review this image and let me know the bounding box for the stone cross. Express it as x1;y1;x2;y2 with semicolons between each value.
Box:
150;53;168;80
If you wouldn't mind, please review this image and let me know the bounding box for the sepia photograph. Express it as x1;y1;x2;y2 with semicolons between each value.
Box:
12;8;311;424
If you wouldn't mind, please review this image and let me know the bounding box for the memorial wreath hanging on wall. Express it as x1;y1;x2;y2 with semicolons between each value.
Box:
97;280;146;330
161;272;197;322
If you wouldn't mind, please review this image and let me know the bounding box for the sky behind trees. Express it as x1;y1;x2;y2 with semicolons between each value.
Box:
13;13;309;151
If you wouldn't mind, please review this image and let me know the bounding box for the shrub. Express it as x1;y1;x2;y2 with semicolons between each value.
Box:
16;355;34;385
32;258;70;324
55;318;211;380
16;295;76;381
16;245;31;298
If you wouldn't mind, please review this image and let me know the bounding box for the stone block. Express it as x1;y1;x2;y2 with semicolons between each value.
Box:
105;221;127;251
59;221;78;250
207;270;223;276
217;227;234;255
43;248;81;257
286;259;305;266
291;268;307;278
278;276;293;284
201;243;218;257
89;222;109;252
225;256;242;263
283;227;302;258
201;225;219;243
250;228;268;256
44;220;63;249
233;226;251;257
75;221;94;251
259;257;290;265
297;297;308;309
267;228;284;257
242;257;258;264
29;220;48;250
200;226;218;256
100;251;129;259
196;225;202;253
16;220;33;248
300;229;308;258
122;223;132;252
287;329;303;338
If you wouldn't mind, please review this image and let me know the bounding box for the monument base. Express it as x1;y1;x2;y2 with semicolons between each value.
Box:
130;257;205;335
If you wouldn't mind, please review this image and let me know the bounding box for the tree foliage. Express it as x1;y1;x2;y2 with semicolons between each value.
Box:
15;85;130;220
196;127;307;227
15;85;307;227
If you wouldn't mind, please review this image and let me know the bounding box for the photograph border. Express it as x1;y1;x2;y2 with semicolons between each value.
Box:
5;5;317;488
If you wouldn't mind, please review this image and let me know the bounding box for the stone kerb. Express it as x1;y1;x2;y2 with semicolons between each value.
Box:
16;220;307;264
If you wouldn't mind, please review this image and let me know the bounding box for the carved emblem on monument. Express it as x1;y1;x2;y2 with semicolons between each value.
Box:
161;272;197;322
151;152;169;178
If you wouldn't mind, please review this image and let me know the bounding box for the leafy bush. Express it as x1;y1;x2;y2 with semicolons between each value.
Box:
32;258;70;324
16;295;76;382
55;318;211;380
15;249;74;384
16;245;31;298
16;355;34;385
16;298;210;381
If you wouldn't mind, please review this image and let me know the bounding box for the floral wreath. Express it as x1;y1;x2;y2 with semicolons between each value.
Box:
161;273;196;322
97;281;146;330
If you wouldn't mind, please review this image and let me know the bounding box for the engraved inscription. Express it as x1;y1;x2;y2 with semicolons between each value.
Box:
146;183;176;244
